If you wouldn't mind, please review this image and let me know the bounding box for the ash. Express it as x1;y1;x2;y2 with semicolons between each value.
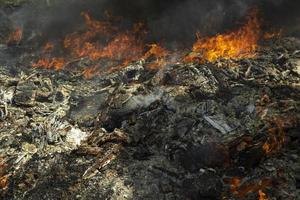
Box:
0;37;299;200
0;3;300;200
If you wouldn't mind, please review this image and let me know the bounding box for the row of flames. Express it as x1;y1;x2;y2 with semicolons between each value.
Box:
7;9;278;78
228;177;272;200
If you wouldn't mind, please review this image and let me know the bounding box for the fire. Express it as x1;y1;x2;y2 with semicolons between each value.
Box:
95;32;144;62
258;190;269;200
185;10;260;63
63;12;144;63
255;95;296;155
83;66;99;79
227;177;272;199
43;42;55;53
262;142;271;154
32;58;65;70
262;116;297;154
34;12;169;77
32;9;278;77
263;30;282;39
7;27;23;45
0;175;9;190
229;177;241;195
142;44;169;69
0;157;9;192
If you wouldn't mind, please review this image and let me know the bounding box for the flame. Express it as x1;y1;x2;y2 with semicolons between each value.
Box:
0;175;9;190
262;142;271;154
32;9;277;77
263;30;282;39
34;12;169;76
83;65;100;79
143;44;169;69
185;10;260;63
258;190;269;200
63;12;144;63
32;58;65;70
229;177;241;195
0;157;9;191
262;116;298;154
228;177;272;198
7;27;23;45
42;42;55;53
255;95;298;155
96;32;144;62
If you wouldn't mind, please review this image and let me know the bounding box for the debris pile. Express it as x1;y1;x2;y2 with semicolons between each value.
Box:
0;35;299;199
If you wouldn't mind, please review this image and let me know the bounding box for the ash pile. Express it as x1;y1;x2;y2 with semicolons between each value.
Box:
0;37;299;200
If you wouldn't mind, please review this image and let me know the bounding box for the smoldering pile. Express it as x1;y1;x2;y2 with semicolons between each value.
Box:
0;36;299;199
0;0;299;200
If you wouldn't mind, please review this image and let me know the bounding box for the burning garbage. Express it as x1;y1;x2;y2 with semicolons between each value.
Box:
0;0;299;199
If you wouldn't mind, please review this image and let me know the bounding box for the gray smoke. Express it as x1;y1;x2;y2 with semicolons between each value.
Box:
7;0;300;46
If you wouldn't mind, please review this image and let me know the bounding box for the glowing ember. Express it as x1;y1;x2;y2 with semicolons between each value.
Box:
255;93;299;156
228;177;273;199
258;190;269;200
229;177;241;195
262;116;298;154
0;158;9;191
263;142;271;154
185;10;260;63
7;27;23;45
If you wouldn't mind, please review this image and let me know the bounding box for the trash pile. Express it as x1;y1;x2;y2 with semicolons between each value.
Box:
0;35;299;199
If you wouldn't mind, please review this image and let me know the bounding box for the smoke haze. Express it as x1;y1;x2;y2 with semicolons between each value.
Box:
7;0;300;45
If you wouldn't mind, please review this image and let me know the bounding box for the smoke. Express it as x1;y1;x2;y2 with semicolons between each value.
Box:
7;0;300;46
260;0;300;37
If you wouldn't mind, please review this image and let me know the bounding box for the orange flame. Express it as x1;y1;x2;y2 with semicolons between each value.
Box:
263;116;298;154
256;95;298;155
263;30;282;40
7;27;23;45
42;42;55;53
83;65;100;79
229;177;242;195
258;190;269;200
185;10;260;63
262;142;271;154
143;44;169;69
228;177;272;198
0;157;9;192
32;9;276;76
34;12;168;75
32;58;65;70
63;12;144;63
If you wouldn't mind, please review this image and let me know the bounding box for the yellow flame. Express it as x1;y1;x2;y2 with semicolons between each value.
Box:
185;9;260;63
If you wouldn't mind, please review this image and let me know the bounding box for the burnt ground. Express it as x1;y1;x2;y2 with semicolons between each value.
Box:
0;36;299;200
0;2;300;200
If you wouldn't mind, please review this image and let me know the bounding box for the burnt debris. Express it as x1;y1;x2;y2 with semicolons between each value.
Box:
0;1;300;200
0;36;299;199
